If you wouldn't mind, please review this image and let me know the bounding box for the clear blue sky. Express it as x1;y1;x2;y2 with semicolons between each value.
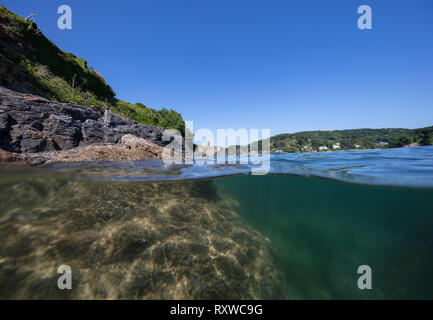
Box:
2;0;433;138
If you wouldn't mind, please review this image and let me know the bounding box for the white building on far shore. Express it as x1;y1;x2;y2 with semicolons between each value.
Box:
377;141;389;146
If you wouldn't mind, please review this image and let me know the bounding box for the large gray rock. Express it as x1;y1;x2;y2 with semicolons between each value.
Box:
0;178;288;299
0;86;169;154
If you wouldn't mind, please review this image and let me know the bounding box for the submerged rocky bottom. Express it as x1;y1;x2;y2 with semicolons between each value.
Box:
0;170;287;299
1;166;433;299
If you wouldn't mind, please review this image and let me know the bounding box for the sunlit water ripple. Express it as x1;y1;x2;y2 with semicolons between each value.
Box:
38;146;433;188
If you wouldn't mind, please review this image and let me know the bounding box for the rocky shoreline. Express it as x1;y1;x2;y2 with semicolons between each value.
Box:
0;86;177;166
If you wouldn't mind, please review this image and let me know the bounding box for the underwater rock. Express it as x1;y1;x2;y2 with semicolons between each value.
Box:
0;178;287;299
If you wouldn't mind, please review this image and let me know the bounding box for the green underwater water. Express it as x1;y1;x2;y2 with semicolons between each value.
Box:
216;174;433;299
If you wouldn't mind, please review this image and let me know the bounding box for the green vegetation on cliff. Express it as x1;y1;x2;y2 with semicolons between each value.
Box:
0;5;185;135
112;101;185;136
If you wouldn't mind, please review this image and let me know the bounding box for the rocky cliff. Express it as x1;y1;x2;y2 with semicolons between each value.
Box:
0;5;185;136
0;86;179;165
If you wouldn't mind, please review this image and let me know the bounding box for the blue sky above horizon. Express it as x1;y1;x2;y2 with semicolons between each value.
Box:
2;0;433;141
